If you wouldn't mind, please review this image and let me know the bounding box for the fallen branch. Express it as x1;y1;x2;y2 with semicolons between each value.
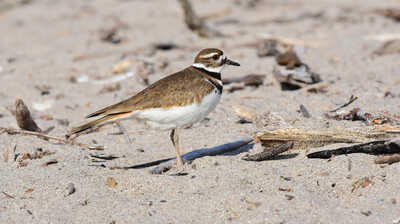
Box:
307;139;400;159
254;128;385;151
329;95;358;112
109;137;253;173
242;142;294;161
374;154;400;165
0;127;104;150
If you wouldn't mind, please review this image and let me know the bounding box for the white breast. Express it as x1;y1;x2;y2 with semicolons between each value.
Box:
131;89;221;130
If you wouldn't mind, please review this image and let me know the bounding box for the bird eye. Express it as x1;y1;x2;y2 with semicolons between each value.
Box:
212;55;219;60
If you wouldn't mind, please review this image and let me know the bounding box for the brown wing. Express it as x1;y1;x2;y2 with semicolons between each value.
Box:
86;67;213;118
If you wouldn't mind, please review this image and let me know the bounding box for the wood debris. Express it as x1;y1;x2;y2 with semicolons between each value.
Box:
1;127;104;150
307;139;400;159
242;142;293;161
15;99;42;133
375;154;400;165
41;159;58;167
178;0;224;38
272;47;322;91
254;128;381;151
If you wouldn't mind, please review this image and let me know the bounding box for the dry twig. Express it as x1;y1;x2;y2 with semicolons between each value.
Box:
0;127;103;150
329;95;358;112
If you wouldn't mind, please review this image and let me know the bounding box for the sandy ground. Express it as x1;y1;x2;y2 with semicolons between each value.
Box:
1;0;400;223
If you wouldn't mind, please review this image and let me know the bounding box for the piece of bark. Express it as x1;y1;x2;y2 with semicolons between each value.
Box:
242;142;293;161
307;139;400;159
254;129;378;151
177;0;224;38
15;99;42;132
374;154;400;164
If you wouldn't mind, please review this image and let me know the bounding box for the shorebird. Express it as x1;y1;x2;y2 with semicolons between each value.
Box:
69;48;240;171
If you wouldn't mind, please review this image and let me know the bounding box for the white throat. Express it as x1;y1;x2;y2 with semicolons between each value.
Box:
192;63;225;73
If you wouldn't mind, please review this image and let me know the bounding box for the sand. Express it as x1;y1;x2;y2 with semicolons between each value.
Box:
1;0;400;223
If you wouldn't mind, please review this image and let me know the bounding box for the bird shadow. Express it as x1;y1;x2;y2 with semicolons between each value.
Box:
108;140;254;170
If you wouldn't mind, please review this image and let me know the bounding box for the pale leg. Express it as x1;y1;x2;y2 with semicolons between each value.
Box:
170;128;184;167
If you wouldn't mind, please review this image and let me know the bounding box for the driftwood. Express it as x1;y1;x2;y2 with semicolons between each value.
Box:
375;154;400;164
307;139;400;159
109;137;253;174
177;0;224;37
242;142;294;161
254;128;388;151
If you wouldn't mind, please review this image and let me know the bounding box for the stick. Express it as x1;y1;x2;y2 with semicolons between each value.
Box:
242;142;293;161
375;154;400;164
329;95;358;112
307;139;400;159
0;127;104;150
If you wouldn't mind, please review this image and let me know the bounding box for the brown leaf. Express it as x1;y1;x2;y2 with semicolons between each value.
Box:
25;188;34;194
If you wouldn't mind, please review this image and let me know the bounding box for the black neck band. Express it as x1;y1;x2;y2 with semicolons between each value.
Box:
192;66;221;80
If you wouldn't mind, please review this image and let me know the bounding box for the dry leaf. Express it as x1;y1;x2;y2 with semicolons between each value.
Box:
25;188;34;194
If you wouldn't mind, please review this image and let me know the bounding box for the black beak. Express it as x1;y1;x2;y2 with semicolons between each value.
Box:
225;58;240;66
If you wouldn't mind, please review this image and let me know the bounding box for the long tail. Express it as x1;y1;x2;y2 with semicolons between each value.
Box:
69;115;115;135
70;111;133;135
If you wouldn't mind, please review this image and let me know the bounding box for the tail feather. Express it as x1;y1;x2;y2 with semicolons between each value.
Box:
70;115;114;135
70;112;132;135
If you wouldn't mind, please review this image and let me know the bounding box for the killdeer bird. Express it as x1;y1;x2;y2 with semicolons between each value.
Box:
69;48;240;170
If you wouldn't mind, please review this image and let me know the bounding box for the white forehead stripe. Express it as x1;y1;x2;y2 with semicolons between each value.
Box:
192;63;225;73
200;52;219;59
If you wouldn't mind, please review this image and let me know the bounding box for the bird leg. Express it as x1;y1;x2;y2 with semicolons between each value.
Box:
170;128;184;167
